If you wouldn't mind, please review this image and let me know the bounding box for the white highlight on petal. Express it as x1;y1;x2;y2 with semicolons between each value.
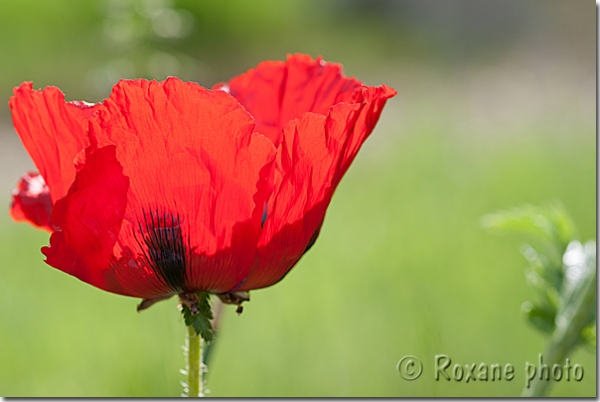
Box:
24;173;49;197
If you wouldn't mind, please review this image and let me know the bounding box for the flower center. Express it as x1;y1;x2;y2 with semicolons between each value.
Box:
136;210;189;292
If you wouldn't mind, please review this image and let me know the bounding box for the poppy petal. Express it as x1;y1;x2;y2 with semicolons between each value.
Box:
9;82;102;203
239;105;355;290
88;78;276;295
333;84;397;186
239;84;396;291
10;56;395;300
10;172;54;232
43;146;135;295
215;54;363;145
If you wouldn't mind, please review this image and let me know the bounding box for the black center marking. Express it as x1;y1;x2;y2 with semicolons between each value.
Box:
136;210;189;292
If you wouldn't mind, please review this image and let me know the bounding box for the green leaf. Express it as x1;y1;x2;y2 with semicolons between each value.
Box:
181;292;214;343
480;201;577;261
525;304;555;334
485;202;595;397
581;323;596;348
483;201;595;345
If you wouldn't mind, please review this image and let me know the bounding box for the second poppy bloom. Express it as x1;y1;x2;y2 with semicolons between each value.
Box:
10;54;396;301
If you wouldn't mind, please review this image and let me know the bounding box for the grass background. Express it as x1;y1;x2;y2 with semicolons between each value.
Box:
0;0;595;397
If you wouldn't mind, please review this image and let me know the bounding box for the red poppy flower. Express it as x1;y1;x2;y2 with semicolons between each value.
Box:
9;54;396;302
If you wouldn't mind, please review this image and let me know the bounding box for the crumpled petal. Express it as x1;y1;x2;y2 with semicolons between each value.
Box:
333;84;398;187
9;82;102;204
43;146;133;295
10;172;55;232
213;54;396;291
214;53;363;146
43;78;276;298
238;85;396;291
10;55;395;300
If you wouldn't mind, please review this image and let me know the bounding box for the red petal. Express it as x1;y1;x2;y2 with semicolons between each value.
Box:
333;84;397;188
43;146;138;296
10;172;54;232
9;82;103;203
238;107;349;291
240;85;396;291
215;54;363;146
88;78;275;294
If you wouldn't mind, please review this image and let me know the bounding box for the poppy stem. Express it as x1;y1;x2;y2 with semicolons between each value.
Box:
186;324;204;397
180;292;213;396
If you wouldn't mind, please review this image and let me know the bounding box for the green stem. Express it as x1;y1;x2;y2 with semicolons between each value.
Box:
186;324;204;397
521;267;596;397
202;298;223;369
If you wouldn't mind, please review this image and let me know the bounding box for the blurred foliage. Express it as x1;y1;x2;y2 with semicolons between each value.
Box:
482;203;596;396
0;0;594;105
0;0;595;397
482;203;596;346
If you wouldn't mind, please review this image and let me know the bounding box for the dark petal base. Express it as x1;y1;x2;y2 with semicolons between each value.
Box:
179;292;201;315
137;294;175;312
137;292;200;313
137;291;251;315
217;291;250;315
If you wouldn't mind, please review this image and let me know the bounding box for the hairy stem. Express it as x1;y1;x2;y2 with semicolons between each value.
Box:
186;324;204;397
203;298;224;368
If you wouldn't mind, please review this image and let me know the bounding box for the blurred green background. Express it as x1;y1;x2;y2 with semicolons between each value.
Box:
0;0;595;397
